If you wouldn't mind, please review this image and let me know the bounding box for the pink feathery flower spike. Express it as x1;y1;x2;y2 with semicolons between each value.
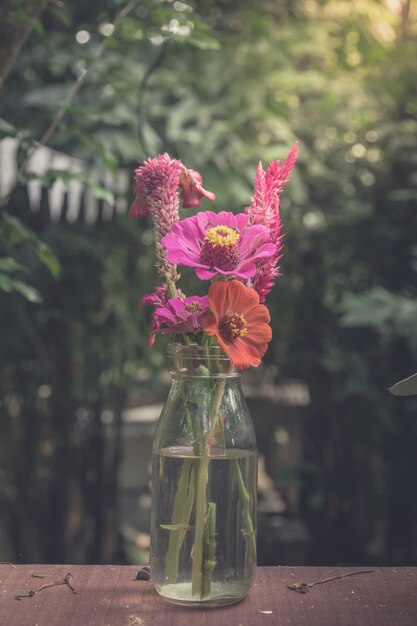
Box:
129;153;215;282
246;142;299;302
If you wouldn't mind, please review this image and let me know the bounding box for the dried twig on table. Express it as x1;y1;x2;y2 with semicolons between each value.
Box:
287;569;375;594
15;572;77;600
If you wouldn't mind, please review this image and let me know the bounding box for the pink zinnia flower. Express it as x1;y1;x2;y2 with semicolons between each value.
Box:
246;142;299;302
161;211;275;281
129;154;215;282
153;295;209;337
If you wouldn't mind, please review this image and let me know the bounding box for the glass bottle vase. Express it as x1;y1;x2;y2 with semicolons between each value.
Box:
150;343;257;607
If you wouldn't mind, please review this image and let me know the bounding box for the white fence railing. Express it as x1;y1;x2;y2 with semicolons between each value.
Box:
0;125;130;223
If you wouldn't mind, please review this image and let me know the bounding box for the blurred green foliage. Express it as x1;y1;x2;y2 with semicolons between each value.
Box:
0;0;416;565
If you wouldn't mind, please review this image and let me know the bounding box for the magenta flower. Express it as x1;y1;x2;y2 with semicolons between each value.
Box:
154;295;209;336
129;154;215;282
246;143;299;301
162;211;275;281
141;285;186;347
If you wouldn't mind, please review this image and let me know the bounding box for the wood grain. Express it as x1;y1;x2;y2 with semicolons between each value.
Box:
0;565;416;625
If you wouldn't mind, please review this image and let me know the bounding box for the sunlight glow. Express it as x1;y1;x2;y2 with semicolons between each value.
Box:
385;0;403;14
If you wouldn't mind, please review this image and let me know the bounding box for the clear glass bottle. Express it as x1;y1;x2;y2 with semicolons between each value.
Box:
150;343;257;607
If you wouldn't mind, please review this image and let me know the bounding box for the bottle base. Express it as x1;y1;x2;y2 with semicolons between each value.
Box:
155;580;251;608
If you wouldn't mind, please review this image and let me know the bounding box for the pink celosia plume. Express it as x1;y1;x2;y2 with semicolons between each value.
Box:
129;153;215;283
246;142;299;301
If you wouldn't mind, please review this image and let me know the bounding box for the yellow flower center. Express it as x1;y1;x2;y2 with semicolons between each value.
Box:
204;226;240;248
218;312;248;343
184;301;201;313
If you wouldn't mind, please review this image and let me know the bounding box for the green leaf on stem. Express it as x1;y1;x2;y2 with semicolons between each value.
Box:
161;524;193;531
388;372;417;396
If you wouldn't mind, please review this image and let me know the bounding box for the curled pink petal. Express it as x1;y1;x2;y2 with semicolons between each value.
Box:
179;167;216;208
141;285;185;308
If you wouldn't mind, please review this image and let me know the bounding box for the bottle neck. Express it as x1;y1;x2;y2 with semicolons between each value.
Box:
167;342;237;379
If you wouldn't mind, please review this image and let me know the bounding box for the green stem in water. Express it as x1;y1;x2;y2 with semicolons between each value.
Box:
164;459;195;583
191;450;210;596
202;501;217;598
162;381;204;585
191;377;226;597
233;458;257;563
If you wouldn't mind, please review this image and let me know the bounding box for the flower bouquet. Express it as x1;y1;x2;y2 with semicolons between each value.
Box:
130;146;298;606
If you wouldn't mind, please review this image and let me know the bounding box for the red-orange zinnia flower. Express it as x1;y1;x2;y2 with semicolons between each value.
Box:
203;280;272;370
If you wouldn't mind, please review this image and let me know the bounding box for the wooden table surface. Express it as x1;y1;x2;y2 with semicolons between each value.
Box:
0;564;416;625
